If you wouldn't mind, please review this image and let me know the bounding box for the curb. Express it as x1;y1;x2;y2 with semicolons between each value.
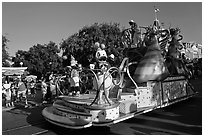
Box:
2;106;15;112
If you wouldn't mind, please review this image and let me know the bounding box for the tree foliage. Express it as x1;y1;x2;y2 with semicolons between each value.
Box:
13;41;62;78
2;35;11;67
60;22;125;67
8;22;128;77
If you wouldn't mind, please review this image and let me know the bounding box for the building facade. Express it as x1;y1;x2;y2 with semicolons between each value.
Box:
182;42;202;60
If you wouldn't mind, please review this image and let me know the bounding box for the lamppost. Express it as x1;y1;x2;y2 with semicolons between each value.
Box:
20;62;23;67
49;62;52;73
19;62;23;79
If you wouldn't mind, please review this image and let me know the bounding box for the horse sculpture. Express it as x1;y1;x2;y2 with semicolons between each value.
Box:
133;26;169;83
165;27;190;77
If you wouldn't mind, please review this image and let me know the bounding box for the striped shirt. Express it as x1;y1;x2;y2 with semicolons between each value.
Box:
122;28;142;48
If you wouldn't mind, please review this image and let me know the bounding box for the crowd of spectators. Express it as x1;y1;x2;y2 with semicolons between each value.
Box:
2;73;58;108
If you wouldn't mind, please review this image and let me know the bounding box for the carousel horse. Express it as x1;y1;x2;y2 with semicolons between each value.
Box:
133;26;169;83
165;27;190;77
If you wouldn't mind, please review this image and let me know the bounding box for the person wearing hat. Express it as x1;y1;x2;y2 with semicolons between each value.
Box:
69;55;80;96
70;55;78;67
107;54;115;66
128;20;141;47
122;20;136;48
129;20;137;29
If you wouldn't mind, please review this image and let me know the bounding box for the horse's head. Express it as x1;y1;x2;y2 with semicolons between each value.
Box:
167;27;184;58
170;27;180;36
143;27;158;47
143;26;169;49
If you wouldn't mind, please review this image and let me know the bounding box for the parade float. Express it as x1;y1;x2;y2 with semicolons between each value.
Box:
42;17;197;129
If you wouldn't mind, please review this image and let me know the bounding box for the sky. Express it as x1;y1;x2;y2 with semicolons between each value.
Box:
2;1;202;57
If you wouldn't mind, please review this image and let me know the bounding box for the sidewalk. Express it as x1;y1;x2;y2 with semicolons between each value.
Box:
2;106;15;112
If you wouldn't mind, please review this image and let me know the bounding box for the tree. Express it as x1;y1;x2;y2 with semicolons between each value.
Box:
60;22;125;67
2;35;11;67
13;41;63;78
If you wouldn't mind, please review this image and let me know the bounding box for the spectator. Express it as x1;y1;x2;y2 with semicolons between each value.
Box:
45;80;52;102
26;81;31;95
49;72;54;81
10;83;15;107
2;80;12;107
107;54;115;66
16;78;28;108
30;80;35;97
50;79;57;99
41;78;47;103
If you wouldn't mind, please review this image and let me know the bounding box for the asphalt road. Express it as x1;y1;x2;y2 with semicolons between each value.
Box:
2;77;202;135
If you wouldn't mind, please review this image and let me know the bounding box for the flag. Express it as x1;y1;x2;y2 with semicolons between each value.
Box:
155;8;160;13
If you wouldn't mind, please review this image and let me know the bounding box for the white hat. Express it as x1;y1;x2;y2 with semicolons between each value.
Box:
109;54;115;59
100;44;106;49
70;55;77;66
129;20;135;25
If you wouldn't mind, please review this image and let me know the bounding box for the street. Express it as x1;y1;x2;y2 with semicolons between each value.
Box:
2;77;202;135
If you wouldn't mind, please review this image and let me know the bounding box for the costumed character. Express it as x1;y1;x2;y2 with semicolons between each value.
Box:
93;61;113;105
69;55;80;96
95;43;108;62
93;43;113;105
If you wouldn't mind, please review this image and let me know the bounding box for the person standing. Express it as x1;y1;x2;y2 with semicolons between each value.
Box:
17;78;28;108
122;20;141;48
41;78;47;103
44;79;53;103
30;80;35;97
2;80;12;107
10;83;15;107
69;55;80;96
